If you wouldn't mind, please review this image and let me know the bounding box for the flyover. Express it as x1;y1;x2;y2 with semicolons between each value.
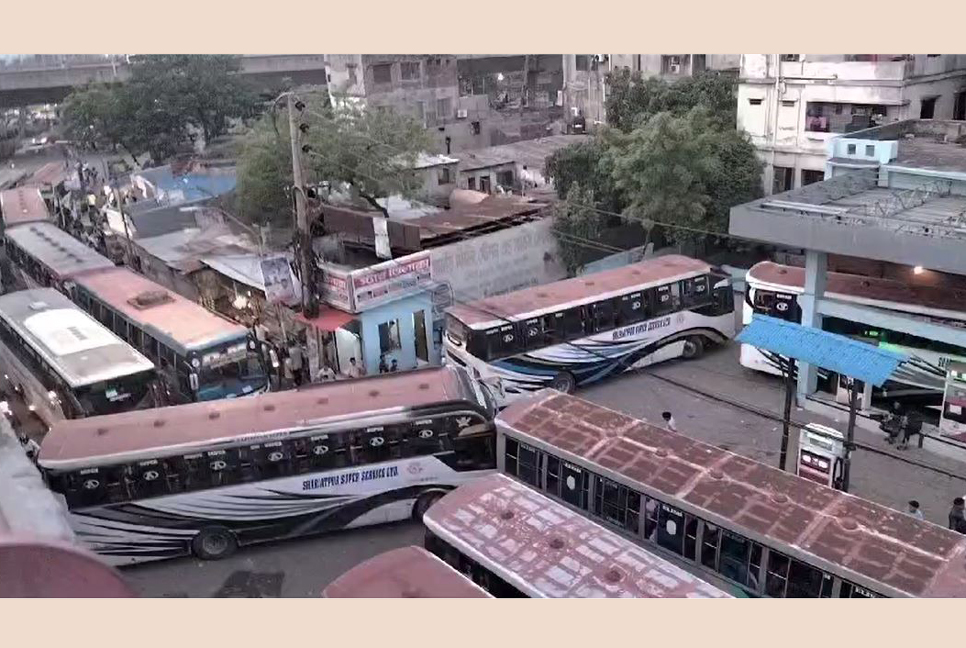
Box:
0;54;329;106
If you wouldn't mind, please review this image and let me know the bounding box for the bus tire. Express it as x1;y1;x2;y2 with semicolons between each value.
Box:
412;491;445;522
682;336;705;360
191;526;238;561
550;371;577;394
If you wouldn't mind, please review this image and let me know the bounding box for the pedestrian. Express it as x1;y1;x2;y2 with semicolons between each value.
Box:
347;357;365;379
288;341;304;387
907;500;924;521
899;409;922;450
949;497;966;534
390;359;398;373
315;364;336;382
378;356;389;374
882;402;904;445
661;411;677;432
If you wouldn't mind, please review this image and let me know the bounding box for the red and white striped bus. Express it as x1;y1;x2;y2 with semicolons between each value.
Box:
423;472;731;598
495;390;966;598
322;546;491;598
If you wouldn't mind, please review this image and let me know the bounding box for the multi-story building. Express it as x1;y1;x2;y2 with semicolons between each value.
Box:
737;54;966;195
323;55;566;154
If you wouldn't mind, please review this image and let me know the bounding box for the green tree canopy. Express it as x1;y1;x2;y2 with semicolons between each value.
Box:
62;55;257;165
235;94;432;228
605;68;739;132
544;136;623;214
552;182;603;276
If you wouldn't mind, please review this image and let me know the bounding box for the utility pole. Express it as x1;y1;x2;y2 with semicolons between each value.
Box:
287;94;318;319
778;357;796;472
112;178;136;269
841;377;859;493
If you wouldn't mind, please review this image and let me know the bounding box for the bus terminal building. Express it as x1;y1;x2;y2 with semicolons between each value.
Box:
729;119;966;417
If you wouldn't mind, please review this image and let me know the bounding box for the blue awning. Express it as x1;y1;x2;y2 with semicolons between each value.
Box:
736;314;907;387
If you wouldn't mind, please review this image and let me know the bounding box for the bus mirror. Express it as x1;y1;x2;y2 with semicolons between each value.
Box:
189;373;199;391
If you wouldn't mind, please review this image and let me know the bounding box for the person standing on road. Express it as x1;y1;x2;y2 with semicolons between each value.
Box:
661;411;677;432
288;341;304;387
347;357;366;379
907;500;924;521
948;497;966;534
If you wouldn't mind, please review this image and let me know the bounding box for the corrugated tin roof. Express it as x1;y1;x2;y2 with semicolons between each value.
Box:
736;314;907;386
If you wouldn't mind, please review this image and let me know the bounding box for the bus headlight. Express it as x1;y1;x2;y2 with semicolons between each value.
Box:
47;390;60;403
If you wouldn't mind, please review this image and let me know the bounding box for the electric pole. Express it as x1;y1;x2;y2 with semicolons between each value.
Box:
287;93;318;318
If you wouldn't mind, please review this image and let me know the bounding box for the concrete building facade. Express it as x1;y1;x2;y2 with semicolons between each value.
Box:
737;55;966;195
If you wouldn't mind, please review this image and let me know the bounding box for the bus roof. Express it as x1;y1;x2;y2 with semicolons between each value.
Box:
447;255;711;328
0;187;50;228
322;546;492;598
72;266;248;352
497;390;966;598
747;261;966;322
4;222;115;280
0;288;155;389
38;366;477;469
425;473;731;598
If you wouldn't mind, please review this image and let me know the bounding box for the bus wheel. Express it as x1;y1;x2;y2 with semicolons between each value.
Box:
682;336;705;360
550;371;576;394
412;491;444;522
191;526;238;560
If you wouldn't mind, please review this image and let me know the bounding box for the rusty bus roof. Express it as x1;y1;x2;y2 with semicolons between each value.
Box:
747;261;966;321
447;255;711;328
424;473;731;598
4;222;115;280
322;546;492;598
71;266;248;352
39;366;478;469
496;391;966;598
0;187;50;228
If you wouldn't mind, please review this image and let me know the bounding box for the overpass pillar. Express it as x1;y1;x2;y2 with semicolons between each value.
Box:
796;250;827;400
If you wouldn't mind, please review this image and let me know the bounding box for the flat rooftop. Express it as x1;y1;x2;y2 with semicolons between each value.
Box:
457;135;588;172
848;120;966;174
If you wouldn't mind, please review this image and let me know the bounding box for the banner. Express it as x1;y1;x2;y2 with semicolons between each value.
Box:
260;256;298;305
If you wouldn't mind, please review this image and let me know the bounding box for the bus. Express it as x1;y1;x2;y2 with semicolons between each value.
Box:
742;261;966;411
0;288;158;428
322;546;491;598
423;473;731;598
70;266;269;404
0;187;50;231
494;389;966;598
3;221;115;293
37;366;497;565
444;255;735;406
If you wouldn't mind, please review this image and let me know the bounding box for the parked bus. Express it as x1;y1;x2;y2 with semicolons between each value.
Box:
70;266;269;403
0;288;157;428
495;390;966;598
38;366;497;565
742;261;966;411
0;187;50;231
444;255;735;406
423;473;731;598
3;221;115;292
322;546;491;598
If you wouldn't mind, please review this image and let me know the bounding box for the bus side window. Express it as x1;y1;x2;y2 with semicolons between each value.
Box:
561;307;584;340
701;522;721;570
206;449;239;487
75;469;107;508
358;427;397;464
839;581;879;599
290;438;312;474
182;453;208;492
257;442;291;480
451;424;494;471
543;312;564;345
504;438;519;476
104;465;134;504
682;276;709;308
162;456;184;493
523;318;542;349
134;459;167;499
590;300;616;333
545;454;560;496
653;284;674;315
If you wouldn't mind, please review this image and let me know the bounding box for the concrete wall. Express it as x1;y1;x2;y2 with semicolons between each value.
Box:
357;290;434;372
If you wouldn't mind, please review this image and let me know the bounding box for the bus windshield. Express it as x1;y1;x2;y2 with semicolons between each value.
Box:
74;370;156;417
196;354;267;401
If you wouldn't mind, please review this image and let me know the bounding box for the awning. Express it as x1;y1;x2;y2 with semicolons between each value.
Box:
296;306;356;332
737;314;908;387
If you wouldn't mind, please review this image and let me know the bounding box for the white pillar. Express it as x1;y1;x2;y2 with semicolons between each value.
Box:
796;250;827;399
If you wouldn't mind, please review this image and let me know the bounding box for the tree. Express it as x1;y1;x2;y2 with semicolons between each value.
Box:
61;55;257;165
234;94;432;228
606;108;762;249
605;68;738;132
544;136;623;214
552;182;603;276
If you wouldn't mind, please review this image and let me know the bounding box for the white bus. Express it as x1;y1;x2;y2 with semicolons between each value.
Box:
422;473;731;598
0;288;158;428
495;390;966;598
3;221;115;292
38;366;497;565
742;261;966;411
444;255;735;406
70;266;270;404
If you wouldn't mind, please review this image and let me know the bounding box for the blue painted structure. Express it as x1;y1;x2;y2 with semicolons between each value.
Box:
356;291;436;375
736;314;907;387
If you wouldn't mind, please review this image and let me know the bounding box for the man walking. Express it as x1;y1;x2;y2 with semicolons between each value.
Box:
661;411;677;432
907;500;924;521
949;497;966;534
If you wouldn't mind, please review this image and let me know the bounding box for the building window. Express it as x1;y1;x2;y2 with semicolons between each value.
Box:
748;98;763;106
467;177;476;191
438;167;452;185
575;55;589;72
920;96;938;119
772;166;794;194
780;54;800;62
371;63;392;84
954;91;966;121
865;145;876;157
661;55;683;75
379;319;402;353
436;98;452;120
781;100;796;108
801;169;825;186
400;61;420;81
847;144;857;155
346;64;358;86
496;170;514;188
805;101;887;133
